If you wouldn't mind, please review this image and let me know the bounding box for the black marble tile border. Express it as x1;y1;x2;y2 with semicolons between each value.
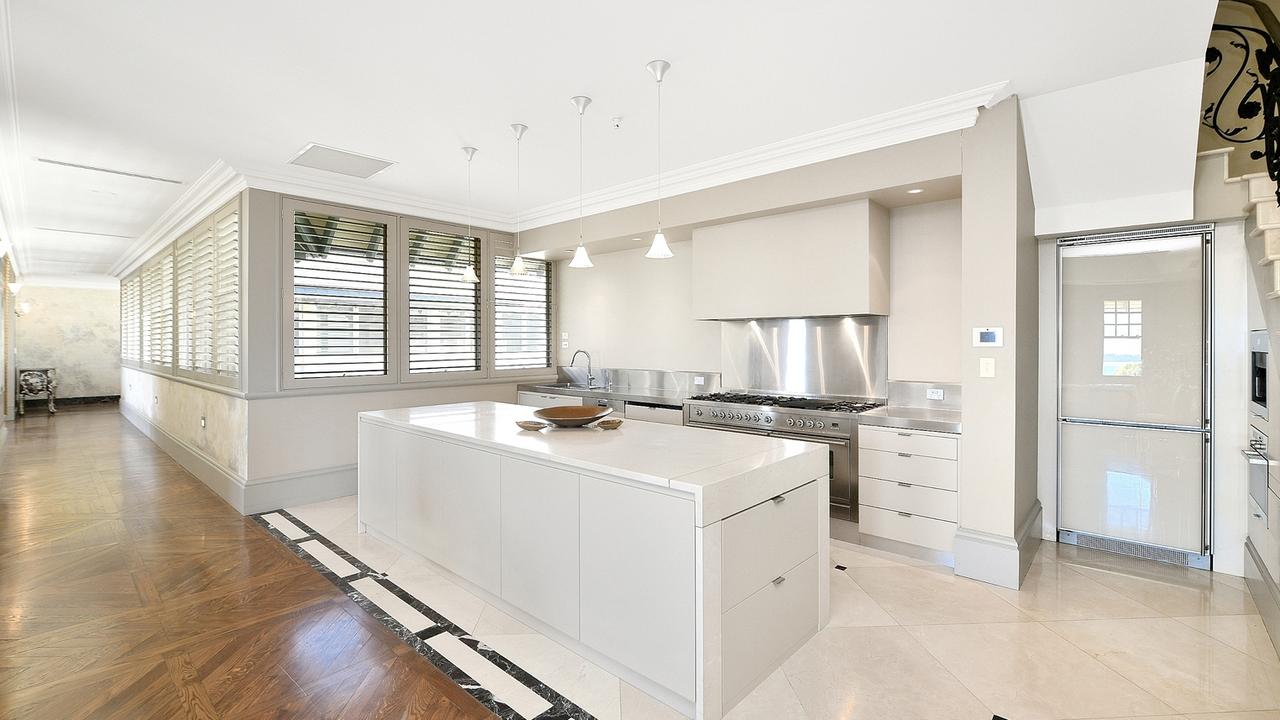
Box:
251;509;597;720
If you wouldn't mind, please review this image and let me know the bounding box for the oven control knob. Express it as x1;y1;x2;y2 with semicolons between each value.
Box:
711;410;720;418
695;408;703;417
804;419;815;428
815;421;825;430
764;416;773;424
786;418;794;426
752;414;760;422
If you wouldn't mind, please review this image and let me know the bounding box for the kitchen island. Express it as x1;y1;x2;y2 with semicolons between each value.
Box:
357;401;829;719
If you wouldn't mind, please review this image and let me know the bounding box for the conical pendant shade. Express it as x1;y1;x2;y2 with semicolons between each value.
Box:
509;255;527;275
460;265;480;283
569;245;593;268
645;231;673;259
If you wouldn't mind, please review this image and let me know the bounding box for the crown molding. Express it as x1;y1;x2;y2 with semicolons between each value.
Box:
19;273;119;289
0;0;26;279
518;80;1012;229
109;160;246;277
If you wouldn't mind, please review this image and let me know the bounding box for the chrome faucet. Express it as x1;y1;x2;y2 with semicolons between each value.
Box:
570;349;596;387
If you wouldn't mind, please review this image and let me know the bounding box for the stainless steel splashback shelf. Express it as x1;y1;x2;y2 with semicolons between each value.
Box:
719;316;887;398
557;367;721;396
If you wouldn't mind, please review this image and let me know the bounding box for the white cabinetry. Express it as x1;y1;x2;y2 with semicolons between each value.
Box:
500;457;580;638
858;425;960;554
691;199;889;320
517;391;585;408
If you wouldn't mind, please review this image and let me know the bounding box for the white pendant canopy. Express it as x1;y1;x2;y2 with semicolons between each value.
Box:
569;95;593;268
645;59;673;260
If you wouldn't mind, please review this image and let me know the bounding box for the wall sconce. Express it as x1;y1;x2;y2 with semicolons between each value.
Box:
14;300;31;317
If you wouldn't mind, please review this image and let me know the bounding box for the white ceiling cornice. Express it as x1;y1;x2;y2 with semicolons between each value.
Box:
0;0;27;278
517;80;1013;229
107;80;1012;277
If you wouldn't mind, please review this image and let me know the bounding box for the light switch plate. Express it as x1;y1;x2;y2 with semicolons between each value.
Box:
979;357;996;378
926;388;945;400
560;341;569;349
694;376;706;386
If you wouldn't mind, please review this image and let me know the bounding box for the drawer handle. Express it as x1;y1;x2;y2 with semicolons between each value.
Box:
897;511;912;518
897;452;912;458
897;432;913;437
772;495;786;504
772;575;786;586
897;481;912;488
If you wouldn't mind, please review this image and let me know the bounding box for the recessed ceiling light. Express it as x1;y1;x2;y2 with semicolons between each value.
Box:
907;188;924;194
288;143;395;179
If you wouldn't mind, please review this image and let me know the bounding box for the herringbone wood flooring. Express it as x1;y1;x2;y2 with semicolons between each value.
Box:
0;405;494;720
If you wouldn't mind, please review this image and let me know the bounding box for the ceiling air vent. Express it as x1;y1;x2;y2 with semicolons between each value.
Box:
288;143;394;179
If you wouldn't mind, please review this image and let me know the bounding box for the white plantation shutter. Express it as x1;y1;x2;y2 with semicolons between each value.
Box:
406;227;480;374
120;275;141;363
141;250;174;368
291;208;389;379
493;255;552;370
212;204;240;377
174;226;207;372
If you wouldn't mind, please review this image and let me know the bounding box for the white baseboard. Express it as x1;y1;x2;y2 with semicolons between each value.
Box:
954;500;1043;589
119;404;357;514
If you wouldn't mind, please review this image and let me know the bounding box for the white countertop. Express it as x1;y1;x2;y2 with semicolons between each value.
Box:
360;401;827;523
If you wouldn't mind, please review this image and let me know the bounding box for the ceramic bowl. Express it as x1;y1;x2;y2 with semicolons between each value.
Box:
533;405;614;428
515;420;549;431
597;418;623;430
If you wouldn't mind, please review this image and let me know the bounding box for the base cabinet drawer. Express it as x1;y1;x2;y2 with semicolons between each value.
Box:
859;477;957;522
859;448;957;491
859;426;957;459
722;554;819;710
722;481;819;609
859;504;956;553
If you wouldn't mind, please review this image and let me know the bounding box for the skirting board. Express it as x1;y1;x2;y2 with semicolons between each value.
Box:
118;404;357;514
954;500;1043;589
1245;538;1280;655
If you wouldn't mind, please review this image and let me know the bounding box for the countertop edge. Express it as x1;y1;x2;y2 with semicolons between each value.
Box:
516;383;688;407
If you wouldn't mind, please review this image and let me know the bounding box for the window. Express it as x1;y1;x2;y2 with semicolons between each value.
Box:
121;275;141;363
175;225;209;372
406;227;481;375
494;255;552;371
1102;299;1142;377
212;204;240;377
141;250;174;368
290;207;389;380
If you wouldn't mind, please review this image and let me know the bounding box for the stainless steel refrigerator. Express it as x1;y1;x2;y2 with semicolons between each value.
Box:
1057;225;1212;569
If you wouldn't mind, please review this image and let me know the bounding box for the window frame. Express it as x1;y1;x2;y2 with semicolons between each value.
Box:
488;235;556;379
280;198;401;390
171;198;242;389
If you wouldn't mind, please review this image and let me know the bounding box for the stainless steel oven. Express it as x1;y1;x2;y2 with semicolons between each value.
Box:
1248;425;1270;524
1253;330;1269;420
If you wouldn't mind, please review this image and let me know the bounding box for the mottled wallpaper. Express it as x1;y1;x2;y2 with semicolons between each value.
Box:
16;285;121;398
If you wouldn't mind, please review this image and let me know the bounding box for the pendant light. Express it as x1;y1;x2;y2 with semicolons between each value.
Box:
460;146;480;283
569;95;594;268
645;59;673;259
510;123;529;275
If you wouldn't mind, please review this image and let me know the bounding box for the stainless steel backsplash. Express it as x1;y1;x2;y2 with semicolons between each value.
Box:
558;366;721;394
720;316;888;398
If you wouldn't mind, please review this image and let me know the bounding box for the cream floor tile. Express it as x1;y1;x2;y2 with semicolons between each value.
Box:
1184;711;1280;719
285;494;359;534
297;539;360;579
349;577;435;633
384;555;486;632
906;622;1175;720
323;525;404;573
1045;617;1280;713
781;626;991;720
426;632;553;720
828;568;897;627
619;681;686;720
830;539;924;568
478;633;622;720
1067;563;1257;617
1174;615;1280;665
724;667;808;720
845;565;1033;625
986;560;1161;621
474;603;534;636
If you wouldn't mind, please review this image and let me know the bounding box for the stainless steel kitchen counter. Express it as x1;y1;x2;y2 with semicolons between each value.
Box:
857;406;962;434
517;382;689;408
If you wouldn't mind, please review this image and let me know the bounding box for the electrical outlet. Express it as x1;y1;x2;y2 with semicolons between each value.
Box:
153;395;159;405
979;357;996;378
560;341;569;349
926;388;945;401
200;416;207;429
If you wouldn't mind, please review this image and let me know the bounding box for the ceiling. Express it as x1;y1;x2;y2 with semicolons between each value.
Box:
0;0;1215;280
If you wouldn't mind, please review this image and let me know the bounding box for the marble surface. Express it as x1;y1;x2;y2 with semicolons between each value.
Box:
286;496;1280;720
361;401;827;524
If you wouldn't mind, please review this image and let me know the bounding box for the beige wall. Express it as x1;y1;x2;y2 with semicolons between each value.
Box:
120;366;248;480
16;285;120;398
555;240;720;372
888;200;961;382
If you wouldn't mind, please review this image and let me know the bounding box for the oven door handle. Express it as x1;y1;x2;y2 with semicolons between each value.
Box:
768;431;851;447
686;421;771;437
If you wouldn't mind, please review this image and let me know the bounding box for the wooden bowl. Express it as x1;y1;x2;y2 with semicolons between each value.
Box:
533;405;614;428
515;420;549;431
597;418;623;430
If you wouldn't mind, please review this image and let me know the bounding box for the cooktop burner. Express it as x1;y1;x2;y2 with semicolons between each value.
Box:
689;393;883;414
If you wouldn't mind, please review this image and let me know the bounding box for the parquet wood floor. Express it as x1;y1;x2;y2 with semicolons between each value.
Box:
0;405;494;720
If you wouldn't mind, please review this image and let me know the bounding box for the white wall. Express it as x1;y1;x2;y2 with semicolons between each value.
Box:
555;240;721;372
1022;59;1204;236
888;199;961;382
16;285;120;398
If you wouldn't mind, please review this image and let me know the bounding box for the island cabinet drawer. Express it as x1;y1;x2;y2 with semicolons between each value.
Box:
721;480;819;609
859;426;958;460
723;554;819;710
859;504;956;553
859;477;957;522
858;448;957;491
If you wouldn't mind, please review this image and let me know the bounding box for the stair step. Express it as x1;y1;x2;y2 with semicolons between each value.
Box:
1250;176;1279;205
1257;201;1280;229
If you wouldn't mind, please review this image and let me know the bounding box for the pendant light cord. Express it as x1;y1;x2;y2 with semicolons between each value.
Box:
656;79;663;230
466;157;473;239
578;109;584;243
515;135;521;255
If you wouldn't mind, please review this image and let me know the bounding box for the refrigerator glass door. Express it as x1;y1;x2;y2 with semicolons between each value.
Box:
1058;233;1207;554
